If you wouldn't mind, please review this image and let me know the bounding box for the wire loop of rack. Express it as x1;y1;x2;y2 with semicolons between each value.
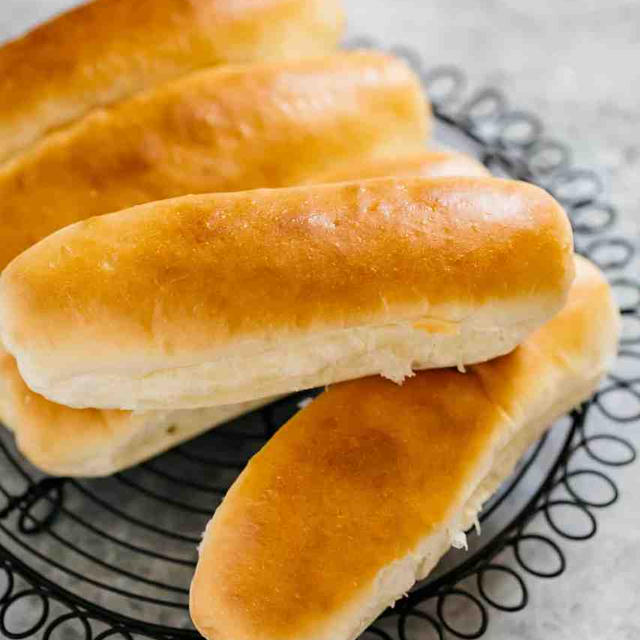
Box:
0;41;638;639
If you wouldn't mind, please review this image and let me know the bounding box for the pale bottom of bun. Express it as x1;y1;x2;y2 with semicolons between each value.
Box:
32;313;545;411
300;371;604;640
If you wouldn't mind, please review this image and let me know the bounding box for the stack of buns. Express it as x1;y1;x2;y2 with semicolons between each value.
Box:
0;2;619;640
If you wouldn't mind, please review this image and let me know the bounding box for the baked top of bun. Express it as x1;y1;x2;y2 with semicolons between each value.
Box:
0;0;345;163
189;256;618;640
0;177;574;389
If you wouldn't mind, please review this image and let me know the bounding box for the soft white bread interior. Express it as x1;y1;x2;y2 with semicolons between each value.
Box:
0;177;574;410
189;255;620;640
0;0;345;163
0;350;270;476
0;51;429;271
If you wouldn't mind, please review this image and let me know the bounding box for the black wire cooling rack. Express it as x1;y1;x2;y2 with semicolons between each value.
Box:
0;41;639;640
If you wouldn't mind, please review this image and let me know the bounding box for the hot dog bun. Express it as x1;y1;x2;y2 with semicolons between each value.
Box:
0;0;344;163
0;177;574;411
190;255;619;640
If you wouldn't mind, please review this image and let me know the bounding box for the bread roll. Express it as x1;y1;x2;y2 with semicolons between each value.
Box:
0;177;574;411
311;149;490;183
0;0;344;163
0;52;428;271
190;255;619;640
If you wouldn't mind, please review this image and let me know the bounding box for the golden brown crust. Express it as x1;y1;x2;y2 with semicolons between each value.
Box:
189;256;619;640
0;51;427;271
0;0;345;163
197;372;501;640
0;177;574;395
311;150;490;183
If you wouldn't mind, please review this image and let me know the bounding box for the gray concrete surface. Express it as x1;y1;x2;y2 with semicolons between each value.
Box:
1;1;639;639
